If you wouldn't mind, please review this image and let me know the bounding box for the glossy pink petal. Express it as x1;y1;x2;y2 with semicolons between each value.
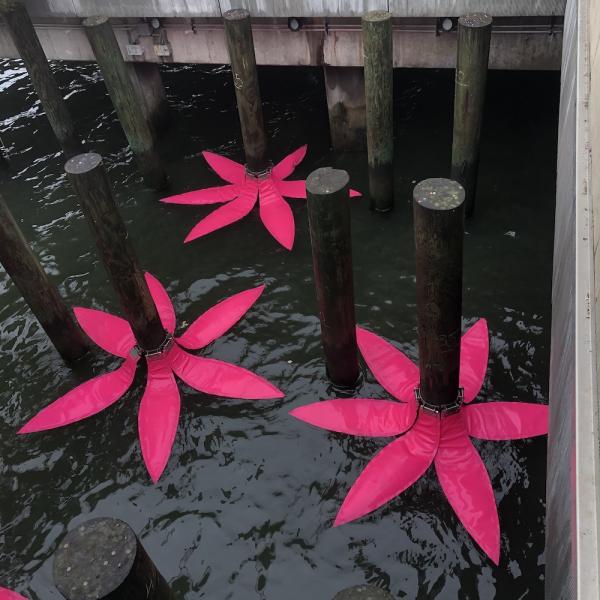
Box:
290;398;416;437
271;145;307;180
73;307;135;358
334;411;440;526
170;345;283;399
144;272;176;334
258;178;295;250
202;151;245;184
18;357;137;433
138;354;181;483
275;179;307;199
434;412;500;564
160;184;238;205
356;327;419;403
460;319;489;403
465;402;548;440
177;285;265;350
0;589;27;600
184;183;258;243
349;189;362;197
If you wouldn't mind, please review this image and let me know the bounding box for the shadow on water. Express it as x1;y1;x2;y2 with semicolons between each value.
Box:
0;61;558;599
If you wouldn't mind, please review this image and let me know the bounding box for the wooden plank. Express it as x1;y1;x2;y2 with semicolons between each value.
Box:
389;0;565;17
218;0;387;17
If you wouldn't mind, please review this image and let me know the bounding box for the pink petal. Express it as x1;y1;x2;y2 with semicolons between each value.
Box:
434;412;500;564
160;184;239;205
138;355;181;483
460;319;489;403
271;145;307;180
465;402;548;440
290;398;416;437
177;285;265;350
184;183;258;243
356;327;419;403
275;179;307;199
73;307;135;358
202;151;245;184
19;357;137;434
170;345;283;399
349;189;362;197
144;272;176;334
0;589;27;600
258;178;295;250
334;411;440;526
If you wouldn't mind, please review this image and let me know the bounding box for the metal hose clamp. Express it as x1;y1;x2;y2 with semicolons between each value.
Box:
245;162;273;180
132;330;174;360
415;387;464;416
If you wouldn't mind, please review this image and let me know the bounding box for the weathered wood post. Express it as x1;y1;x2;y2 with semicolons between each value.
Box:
223;9;268;173
306;167;359;388
0;0;82;157
334;585;394;600
362;10;394;212
65;153;165;351
54;517;174;599
83;17;167;191
0;194;88;361
413;178;465;407
451;13;492;218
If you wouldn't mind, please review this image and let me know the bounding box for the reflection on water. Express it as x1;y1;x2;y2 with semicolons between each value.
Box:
0;60;557;599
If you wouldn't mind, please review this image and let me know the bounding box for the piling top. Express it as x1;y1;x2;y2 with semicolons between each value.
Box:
414;178;465;211
458;13;493;28
306;167;349;196
333;585;394;600
82;15;110;27
223;8;250;21
65;152;103;175
362;10;391;23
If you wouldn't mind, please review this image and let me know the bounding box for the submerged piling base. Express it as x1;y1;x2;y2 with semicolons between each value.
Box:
333;585;394;600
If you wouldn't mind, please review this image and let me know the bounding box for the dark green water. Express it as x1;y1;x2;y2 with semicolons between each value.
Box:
0;62;558;599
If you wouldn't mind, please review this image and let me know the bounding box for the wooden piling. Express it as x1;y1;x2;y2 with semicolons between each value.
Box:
223;9;268;173
65;153;166;351
413;178;465;407
0;0;82;158
306;167;359;388
54;517;174;599
83;16;167;190
362;10;394;212
334;585;394;600
0;194;88;361
451;13;492;218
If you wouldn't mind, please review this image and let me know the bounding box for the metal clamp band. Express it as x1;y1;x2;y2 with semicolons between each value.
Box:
132;330;174;360
245;162;273;180
415;387;464;416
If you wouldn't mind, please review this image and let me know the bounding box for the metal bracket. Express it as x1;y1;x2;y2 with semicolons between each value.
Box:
245;162;273;180
132;330;174;360
415;387;464;416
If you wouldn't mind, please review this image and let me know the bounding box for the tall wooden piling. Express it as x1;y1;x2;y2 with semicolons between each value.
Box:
0;0;82;157
0;194;88;361
451;13;492;218
306;167;359;388
83;17;167;190
223;9;268;173
65;153;165;351
362;11;394;212
413;178;465;407
334;585;394;600
54;517;174;599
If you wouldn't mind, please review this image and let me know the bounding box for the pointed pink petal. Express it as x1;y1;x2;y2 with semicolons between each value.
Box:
18;358;137;433
434;412;500;564
170;345;283;399
356;327;419;403
334;411;440;526
202;151;245;184
177;285;265;350
275;179;307;199
258;178;295;250
0;589;27;600
161;184;239;205
290;398;416;437
73;307;135;358
349;189;362;197
184;183;258;243
460;319;489;403
143;273;175;334
272;145;307;180
465;402;548;440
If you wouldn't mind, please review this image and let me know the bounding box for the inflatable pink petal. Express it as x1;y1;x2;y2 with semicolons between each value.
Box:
465;402;549;440
460;319;489;403
434;412;500;564
334;411;440;526
144;272;176;334
73;307;135;358
258;179;295;250
202;151;245;184
290;398;416;437
170;345;283;399
272;144;307;180
356;327;419;403
349;189;362;198
177;285;265;350
19;357;137;434
184;184;258;243
0;589;27;600
275;179;306;199
138;355;181;483
160;184;239;205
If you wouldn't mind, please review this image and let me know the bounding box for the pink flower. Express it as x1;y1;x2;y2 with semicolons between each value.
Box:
19;274;283;483
291;319;548;564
